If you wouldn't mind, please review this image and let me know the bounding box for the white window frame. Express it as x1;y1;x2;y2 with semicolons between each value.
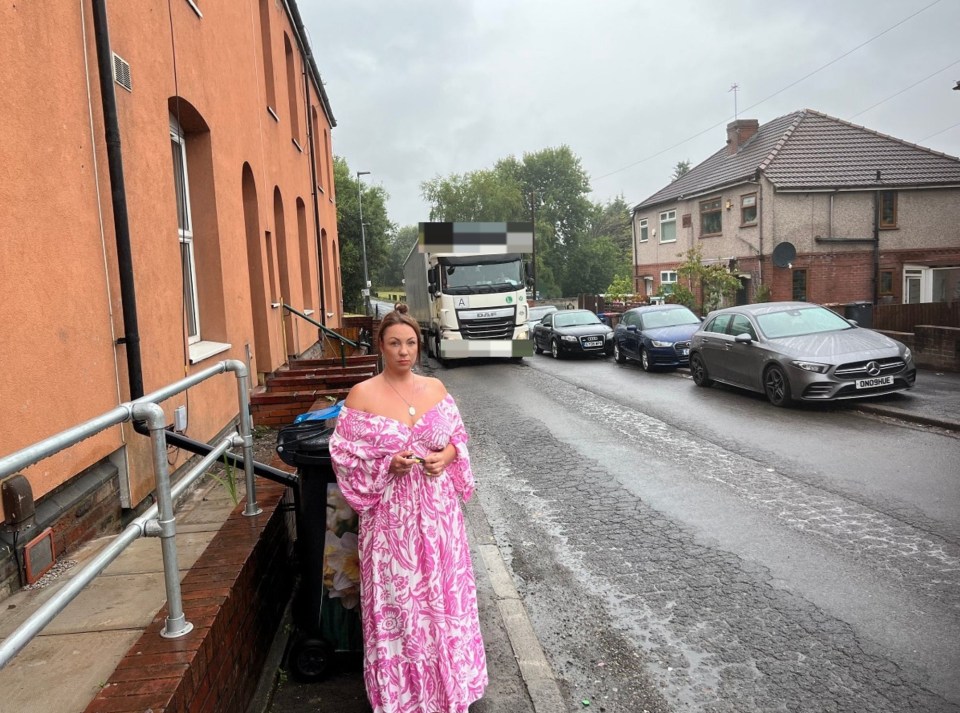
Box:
903;265;932;304
171;116;201;344
659;210;677;244
638;218;648;243
660;270;677;294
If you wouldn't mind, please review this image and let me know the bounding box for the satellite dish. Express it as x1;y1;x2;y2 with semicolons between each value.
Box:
772;242;797;268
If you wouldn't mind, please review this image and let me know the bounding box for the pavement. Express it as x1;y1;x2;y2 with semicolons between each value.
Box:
0;367;956;713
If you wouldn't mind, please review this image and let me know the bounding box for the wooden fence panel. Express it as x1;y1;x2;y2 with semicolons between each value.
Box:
873;302;960;332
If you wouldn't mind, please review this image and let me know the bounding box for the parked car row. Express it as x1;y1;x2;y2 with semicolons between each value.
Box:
528;301;916;408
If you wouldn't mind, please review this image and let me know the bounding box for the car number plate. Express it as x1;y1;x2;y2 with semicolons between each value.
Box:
856;375;893;389
584;340;602;347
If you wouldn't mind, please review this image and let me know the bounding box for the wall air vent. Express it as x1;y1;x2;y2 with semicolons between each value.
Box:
113;53;132;92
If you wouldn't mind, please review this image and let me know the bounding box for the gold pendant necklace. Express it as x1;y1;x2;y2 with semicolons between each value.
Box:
384;376;416;417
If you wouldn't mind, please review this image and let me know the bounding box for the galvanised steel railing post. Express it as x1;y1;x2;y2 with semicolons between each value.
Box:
131;402;193;639
225;359;261;517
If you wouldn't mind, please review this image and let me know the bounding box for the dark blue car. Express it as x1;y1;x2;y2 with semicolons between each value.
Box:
612;304;702;371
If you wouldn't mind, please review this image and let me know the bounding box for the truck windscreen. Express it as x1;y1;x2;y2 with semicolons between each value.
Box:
441;259;524;294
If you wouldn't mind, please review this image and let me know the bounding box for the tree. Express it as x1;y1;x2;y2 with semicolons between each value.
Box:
605;274;634;302
586;195;633;286
420;145;595;299
421;167;527;223
673;245;741;314
565;235;621;296
672;160;691;182
376;224;418;291
333;157;394;312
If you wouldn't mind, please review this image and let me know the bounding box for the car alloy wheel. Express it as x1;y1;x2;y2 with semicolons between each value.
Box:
551;340;561;359
640;348;652;372
691;353;713;387
764;364;793;407
614;341;625;364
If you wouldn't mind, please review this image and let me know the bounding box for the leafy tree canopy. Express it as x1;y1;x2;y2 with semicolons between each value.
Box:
672;160;691;181
420;146;615;299
334;156;394;312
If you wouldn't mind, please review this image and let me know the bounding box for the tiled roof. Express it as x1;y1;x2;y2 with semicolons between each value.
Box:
633;109;960;212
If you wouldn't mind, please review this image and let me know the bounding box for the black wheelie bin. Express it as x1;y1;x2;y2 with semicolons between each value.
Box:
276;419;363;682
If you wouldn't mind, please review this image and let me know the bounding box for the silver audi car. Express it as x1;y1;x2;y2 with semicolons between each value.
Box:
689;302;916;407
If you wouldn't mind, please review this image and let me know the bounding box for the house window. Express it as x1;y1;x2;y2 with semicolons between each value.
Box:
700;197;722;236
792;269;807;302
259;0;277;113
659;210;676;243
879;270;893;295
170;117;200;343
660;270;677;294
284;33;301;146
741;193;757;224
880;191;897;228
638;219;648;243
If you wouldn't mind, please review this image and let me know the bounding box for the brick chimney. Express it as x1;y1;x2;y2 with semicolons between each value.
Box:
726;119;759;155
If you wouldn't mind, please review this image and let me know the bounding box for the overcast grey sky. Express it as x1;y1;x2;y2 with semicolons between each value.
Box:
300;0;960;229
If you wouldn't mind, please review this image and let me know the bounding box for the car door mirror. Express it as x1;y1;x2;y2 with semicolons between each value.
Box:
847;319;859;327
734;333;753;344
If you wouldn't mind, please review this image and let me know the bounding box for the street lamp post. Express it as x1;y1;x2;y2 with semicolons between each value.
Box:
356;170;371;314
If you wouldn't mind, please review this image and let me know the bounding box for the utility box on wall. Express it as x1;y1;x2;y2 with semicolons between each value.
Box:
2;474;36;529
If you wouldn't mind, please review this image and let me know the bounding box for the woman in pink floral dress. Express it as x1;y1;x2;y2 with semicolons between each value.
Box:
329;304;488;713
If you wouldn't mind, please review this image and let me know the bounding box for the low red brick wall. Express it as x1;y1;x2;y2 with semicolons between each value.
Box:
84;480;295;713
877;325;960;372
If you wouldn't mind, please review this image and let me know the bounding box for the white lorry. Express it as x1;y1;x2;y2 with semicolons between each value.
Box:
403;222;535;362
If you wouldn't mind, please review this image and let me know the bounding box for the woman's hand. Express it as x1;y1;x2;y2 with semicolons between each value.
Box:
389;451;420;476
422;444;456;478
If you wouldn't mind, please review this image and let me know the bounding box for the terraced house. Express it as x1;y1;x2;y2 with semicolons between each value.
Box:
630;110;960;310
0;1;342;596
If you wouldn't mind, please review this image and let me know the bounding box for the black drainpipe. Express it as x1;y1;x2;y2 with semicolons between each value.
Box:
873;171;881;306
91;0;144;400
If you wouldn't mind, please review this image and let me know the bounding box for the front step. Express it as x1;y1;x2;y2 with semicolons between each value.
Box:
290;354;379;368
249;387;347;427
250;354;378;428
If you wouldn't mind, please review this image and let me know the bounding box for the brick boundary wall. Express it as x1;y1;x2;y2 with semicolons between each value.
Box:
876;326;960;372
84;480;295;713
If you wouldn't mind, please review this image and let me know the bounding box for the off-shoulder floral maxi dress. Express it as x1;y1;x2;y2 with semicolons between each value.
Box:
329;394;488;713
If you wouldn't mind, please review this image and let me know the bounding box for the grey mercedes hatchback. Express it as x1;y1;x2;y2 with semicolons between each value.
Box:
689;302;916;406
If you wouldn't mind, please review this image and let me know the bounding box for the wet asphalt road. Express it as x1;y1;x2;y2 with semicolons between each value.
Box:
442;354;960;712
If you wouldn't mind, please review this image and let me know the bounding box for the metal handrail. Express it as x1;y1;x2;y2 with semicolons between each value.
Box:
0;359;259;668
281;301;367;367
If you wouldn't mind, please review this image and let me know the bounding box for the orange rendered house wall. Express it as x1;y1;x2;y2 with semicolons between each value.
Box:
0;1;341;514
